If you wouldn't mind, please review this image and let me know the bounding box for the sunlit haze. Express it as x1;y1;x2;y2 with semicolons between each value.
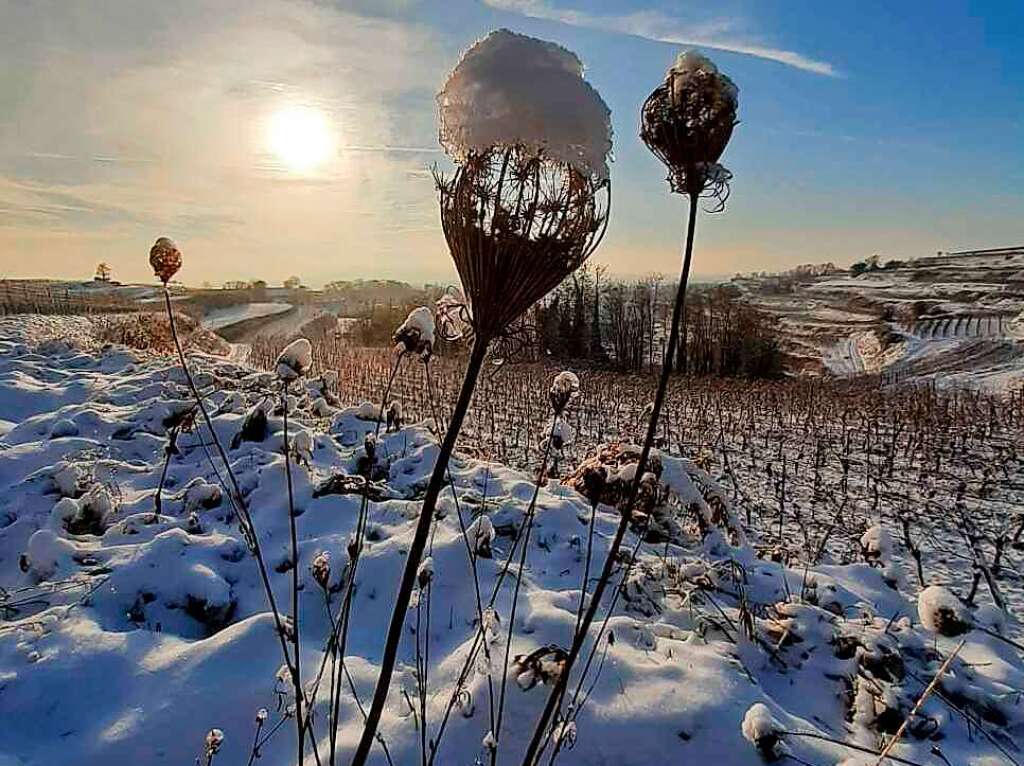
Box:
1;1;1021;287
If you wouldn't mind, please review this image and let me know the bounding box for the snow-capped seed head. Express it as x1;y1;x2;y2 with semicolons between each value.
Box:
275;338;313;382
549;370;580;414
641;50;738;195
363;431;377;460
417;556;434;588
549;419;574;451
554;720;577;749
149;236;182;284
205;728;225;756
466;514;495;557
256;708;269;724
741;703;784;761
293;430;314;458
274;665;293;694
393;307;435;359
482;730;497;752
311;551;331;590
438;29;612;182
860;524;892;563
917;585;973;637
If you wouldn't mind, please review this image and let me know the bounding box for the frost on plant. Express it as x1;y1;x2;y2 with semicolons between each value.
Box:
438;28;611;181
275;338;313;381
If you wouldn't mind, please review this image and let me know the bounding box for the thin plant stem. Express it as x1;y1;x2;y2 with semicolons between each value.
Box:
874;640;964;765
492;418;558;764
282;380;308;766
520;193;699;766
351;338;490;766
375;353;404;437
574;499;599;635
161;289;297;690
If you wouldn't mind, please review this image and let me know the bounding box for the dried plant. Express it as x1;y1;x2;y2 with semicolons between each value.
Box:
352;29;612;766
522;50;740;764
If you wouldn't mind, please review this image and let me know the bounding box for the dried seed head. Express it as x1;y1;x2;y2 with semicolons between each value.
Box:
256;707;269;724
275;338;313;382
393;307;435;360
435;33;611;342
417;556;434;588
311;550;331;589
482;730;497;752
149;237;182;285
549;370;580;414
640;51;738;196
205;728;225;756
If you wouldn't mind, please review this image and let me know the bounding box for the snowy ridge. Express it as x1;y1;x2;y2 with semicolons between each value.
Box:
0;319;1021;765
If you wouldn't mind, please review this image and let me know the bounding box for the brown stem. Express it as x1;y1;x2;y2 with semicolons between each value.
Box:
282;381;306;766
520;193;699;766
351;338;489;766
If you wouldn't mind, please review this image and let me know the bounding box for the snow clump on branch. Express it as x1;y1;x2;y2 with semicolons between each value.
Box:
275;338;312;381
437;28;612;181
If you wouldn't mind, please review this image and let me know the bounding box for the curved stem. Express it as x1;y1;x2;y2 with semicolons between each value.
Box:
492;418;558;764
161;290;295;677
282;380;306;766
520;193;699;766
351;338;490;766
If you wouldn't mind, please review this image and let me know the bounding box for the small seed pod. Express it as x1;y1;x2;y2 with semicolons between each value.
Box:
205;728;225;756
310;551;331;590
581;463;607;500
275;338;313;382
549;370;580;415
640;51;738;197
417;556;434;588
149;236;182;285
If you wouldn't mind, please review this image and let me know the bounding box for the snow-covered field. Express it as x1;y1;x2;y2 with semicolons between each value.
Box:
737;252;1024;390
0;316;1022;766
202;302;293;331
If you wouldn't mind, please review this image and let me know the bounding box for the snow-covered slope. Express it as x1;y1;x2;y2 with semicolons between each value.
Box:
736;248;1024;388
0;317;1021;766
202;302;293;331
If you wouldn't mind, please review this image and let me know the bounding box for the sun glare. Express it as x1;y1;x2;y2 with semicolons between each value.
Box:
266;105;335;173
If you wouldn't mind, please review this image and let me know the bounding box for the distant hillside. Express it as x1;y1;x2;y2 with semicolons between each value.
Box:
732;247;1024;390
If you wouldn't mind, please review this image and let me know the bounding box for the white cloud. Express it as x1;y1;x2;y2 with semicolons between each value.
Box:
482;0;838;76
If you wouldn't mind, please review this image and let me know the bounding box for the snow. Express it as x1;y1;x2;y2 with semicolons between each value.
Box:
275;337;313;381
667;50;739;104
0;316;1021;766
438;29;612;180
918;585;973;636
202;302;292;331
741;703;783;759
393;306;435;358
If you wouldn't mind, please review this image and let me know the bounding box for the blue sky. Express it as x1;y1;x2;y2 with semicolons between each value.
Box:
1;0;1021;285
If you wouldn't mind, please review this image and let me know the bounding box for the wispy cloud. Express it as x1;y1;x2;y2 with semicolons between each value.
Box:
482;0;839;76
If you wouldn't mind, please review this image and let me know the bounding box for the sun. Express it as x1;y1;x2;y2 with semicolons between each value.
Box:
266;105;335;173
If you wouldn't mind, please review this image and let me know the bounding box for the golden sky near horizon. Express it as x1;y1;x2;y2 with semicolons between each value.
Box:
2;1;1020;288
